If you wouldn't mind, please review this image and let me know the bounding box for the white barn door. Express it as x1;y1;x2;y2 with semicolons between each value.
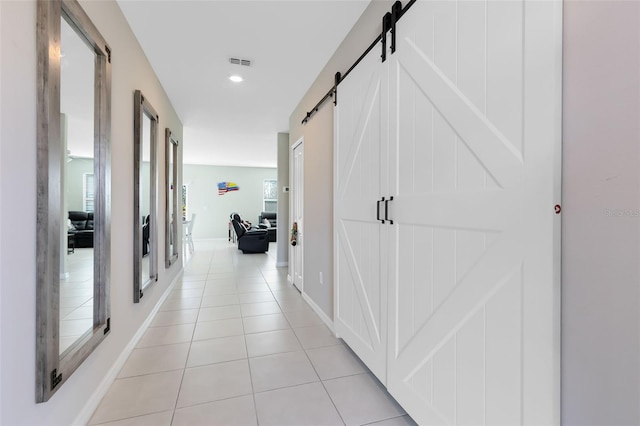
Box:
334;44;389;383
386;1;562;425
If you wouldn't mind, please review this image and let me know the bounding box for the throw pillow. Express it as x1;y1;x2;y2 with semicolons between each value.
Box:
263;218;271;227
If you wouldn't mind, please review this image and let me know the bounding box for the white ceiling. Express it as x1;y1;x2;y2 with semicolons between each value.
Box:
117;0;370;168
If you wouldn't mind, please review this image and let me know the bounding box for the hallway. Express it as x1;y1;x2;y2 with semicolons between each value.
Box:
89;240;415;425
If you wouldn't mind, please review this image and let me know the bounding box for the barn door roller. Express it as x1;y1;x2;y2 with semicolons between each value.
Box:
382;1;402;62
390;1;402;54
302;0;416;124
381;12;392;63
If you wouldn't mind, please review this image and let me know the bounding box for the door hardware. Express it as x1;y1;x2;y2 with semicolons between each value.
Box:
385;196;394;224
378;197;386;223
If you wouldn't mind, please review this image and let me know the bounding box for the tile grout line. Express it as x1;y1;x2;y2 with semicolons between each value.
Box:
222;243;263;424
240;300;261;426
289;314;348;426
310;364;347;425
170;251;203;424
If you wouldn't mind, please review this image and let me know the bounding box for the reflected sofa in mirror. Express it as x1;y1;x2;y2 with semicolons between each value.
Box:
165;128;179;267
36;0;111;402
133;90;158;302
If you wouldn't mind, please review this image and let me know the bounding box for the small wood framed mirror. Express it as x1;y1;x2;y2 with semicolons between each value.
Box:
36;0;111;402
165;128;179;267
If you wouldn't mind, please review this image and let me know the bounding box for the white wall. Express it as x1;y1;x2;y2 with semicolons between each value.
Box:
0;0;183;424
183;164;276;239
276;132;289;266
562;2;640;424
66;158;94;212
0;2;4;422
288;1;393;320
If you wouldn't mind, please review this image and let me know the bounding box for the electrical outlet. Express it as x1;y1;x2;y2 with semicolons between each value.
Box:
319;271;323;285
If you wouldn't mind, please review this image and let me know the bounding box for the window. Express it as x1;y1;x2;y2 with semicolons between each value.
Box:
83;173;94;212
263;179;277;213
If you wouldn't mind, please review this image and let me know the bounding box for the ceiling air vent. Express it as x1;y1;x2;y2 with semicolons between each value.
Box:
229;57;252;67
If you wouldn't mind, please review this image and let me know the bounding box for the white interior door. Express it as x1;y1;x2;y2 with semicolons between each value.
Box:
385;1;562;425
334;44;389;383
291;139;304;292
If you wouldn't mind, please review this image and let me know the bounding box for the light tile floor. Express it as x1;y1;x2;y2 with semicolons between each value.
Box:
89;240;416;426
60;247;94;354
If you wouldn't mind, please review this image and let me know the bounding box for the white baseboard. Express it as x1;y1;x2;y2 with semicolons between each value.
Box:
301;291;335;334
276;261;288;268
73;272;182;426
287;274;292;284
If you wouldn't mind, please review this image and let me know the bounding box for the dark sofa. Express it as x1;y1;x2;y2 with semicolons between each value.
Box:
258;212;277;242
231;213;269;253
68;211;94;248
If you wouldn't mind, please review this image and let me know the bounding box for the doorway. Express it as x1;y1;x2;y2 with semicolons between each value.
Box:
290;138;304;292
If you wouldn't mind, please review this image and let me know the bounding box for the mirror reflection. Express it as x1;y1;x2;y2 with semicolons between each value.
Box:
141;114;152;285
169;140;174;259
166;129;179;267
133;90;158;302
59;15;95;355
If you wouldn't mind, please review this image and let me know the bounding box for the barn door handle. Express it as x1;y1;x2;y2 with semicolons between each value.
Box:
385;196;394;225
377;197;385;224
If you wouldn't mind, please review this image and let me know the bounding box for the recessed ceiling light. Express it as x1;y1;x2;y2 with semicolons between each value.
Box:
229;75;243;83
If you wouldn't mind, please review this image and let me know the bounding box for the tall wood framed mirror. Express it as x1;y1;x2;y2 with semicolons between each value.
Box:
165;128;179;267
36;0;111;402
133;90;158;302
